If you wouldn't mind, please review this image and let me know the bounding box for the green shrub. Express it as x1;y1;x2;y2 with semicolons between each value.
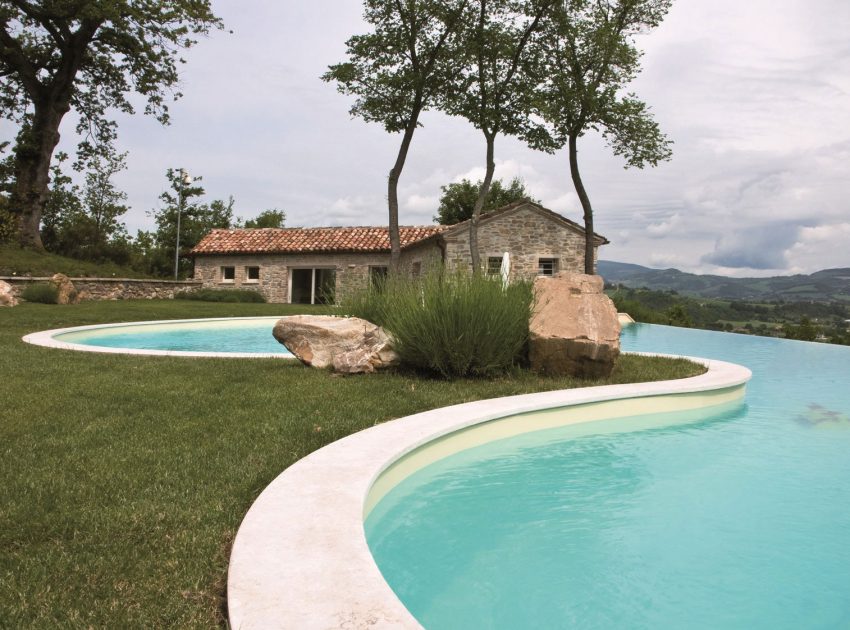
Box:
341;269;534;378
20;282;59;304
174;288;266;303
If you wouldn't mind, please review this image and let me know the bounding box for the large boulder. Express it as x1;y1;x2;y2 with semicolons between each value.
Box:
529;273;620;378
273;315;398;374
50;273;79;305
0;280;18;307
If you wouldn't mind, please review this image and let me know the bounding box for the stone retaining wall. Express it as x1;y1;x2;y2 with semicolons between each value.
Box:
0;276;201;301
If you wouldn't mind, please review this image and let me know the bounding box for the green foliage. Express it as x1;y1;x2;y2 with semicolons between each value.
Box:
40;150;133;266
532;0;673;160
529;0;672;273
175;289;266;303
440;0;553;269
322;0;470;133
144;169;237;278
341;270;535;378
0;243;150;278
20;283;58;304
1;1;222;247
435;177;536;224
243;209;286;229
782;317;819;342
323;0;472;268
665;304;693;327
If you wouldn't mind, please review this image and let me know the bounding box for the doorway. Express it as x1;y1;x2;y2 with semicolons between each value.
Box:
289;268;336;305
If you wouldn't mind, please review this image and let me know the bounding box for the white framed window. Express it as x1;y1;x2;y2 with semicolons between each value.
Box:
245;266;260;283
538;258;558;276
220;266;235;283
486;257;502;276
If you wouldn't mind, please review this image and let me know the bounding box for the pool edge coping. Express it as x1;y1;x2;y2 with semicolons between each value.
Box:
21;316;297;359
227;353;752;629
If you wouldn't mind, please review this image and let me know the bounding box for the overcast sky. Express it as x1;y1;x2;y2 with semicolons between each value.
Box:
10;0;850;276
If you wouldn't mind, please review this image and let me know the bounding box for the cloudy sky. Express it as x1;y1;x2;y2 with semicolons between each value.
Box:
13;0;850;276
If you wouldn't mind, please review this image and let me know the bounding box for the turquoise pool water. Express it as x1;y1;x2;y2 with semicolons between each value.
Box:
366;324;850;629
54;317;291;354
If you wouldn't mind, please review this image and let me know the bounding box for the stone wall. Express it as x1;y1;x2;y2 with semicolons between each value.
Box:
0;276;201;301
443;205;598;278
193;244;442;304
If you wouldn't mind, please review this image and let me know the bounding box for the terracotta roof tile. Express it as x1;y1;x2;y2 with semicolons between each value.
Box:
191;226;448;255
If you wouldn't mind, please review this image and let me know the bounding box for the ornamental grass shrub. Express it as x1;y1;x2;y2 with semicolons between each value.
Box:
341;269;534;378
20;282;59;304
174;288;266;303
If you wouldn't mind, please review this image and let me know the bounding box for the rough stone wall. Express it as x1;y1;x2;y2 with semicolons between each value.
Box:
193;244;443;304
442;205;599;278
0;277;201;300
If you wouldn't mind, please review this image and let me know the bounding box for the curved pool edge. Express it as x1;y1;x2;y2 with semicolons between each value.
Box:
227;353;752;630
21;316;297;359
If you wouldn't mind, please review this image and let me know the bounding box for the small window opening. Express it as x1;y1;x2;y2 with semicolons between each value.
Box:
538;258;558;277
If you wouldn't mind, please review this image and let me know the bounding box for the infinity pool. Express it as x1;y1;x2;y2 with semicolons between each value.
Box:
366;325;850;629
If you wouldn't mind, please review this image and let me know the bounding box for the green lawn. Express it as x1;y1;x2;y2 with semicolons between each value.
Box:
0;300;703;627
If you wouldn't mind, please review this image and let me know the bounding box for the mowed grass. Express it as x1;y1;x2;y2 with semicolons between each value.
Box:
0;300;703;627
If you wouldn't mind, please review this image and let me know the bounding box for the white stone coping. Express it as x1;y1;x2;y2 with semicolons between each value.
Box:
21;316;296;359
227;354;752;629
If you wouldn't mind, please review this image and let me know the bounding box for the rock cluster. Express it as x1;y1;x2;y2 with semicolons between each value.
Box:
273;315;398;374
529;273;620;378
0;280;17;307
51;273;81;304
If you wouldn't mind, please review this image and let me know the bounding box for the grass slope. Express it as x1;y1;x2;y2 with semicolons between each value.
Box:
0;300;703;627
0;244;153;278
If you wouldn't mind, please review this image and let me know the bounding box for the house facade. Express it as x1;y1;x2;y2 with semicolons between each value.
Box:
191;200;608;304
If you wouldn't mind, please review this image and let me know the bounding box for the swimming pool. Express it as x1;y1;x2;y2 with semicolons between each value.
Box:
23;317;293;357
366;325;850;629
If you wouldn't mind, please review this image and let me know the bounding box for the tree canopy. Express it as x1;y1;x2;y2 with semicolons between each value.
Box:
441;0;556;270
531;0;673;273
243;209;286;229
0;0;222;249
323;0;471;270
435;177;536;224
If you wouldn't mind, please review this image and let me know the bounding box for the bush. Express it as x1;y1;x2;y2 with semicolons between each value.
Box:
340;269;534;378
174;288;266;303
21;283;59;304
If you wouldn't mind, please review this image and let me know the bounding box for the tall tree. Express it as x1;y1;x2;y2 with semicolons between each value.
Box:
243;208;286;229
323;0;470;271
533;0;672;274
443;0;555;272
0;1;221;249
149;169;235;278
435;176;536;224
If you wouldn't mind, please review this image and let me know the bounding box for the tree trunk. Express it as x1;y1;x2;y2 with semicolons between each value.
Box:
469;131;496;274
387;105;422;273
11;104;68;250
568;133;595;274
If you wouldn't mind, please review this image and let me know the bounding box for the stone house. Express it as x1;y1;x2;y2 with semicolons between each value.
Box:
190;200;608;304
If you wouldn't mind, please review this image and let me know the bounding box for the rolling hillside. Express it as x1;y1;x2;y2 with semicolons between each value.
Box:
598;261;850;302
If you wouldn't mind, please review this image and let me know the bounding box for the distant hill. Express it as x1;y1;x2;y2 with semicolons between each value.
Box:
598;261;850;302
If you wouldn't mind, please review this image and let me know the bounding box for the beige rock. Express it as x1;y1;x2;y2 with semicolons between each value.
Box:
529;272;620;378
50;273;79;305
0;280;18;307
273;315;398;374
